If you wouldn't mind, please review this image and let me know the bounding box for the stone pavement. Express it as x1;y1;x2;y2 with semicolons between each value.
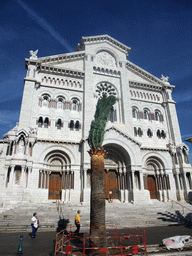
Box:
1;225;192;255
1;200;192;255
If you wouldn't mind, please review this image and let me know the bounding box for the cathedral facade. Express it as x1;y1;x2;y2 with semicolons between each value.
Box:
0;35;191;208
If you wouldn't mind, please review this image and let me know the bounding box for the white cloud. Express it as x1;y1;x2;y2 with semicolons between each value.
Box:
16;0;74;52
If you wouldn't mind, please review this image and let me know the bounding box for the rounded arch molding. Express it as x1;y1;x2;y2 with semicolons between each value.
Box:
142;151;169;172
103;137;139;166
37;145;76;164
93;46;120;64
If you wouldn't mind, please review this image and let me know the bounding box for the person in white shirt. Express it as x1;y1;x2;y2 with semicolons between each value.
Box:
31;212;39;238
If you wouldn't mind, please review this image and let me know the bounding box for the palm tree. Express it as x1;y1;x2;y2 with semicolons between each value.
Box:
88;92;116;252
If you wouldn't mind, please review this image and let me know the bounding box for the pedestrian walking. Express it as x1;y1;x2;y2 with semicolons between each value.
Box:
75;210;81;233
31;212;39;238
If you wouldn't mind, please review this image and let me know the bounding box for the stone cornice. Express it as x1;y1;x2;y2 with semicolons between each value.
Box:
36;139;80;145
25;51;85;65
126;61;175;90
140;146;169;152
129;81;162;92
77;35;131;56
39;65;85;78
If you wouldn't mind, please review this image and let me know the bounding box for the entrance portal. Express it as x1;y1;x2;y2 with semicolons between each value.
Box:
147;175;157;199
105;170;119;199
48;172;62;200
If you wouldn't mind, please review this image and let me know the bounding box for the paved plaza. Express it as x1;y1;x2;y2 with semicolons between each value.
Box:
1;201;192;255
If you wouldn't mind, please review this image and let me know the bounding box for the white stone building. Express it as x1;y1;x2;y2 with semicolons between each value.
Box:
0;35;192;208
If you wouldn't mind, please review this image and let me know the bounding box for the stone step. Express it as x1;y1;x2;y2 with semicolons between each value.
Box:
0;201;191;232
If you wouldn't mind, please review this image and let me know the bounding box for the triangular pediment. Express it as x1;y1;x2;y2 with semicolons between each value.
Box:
77;35;131;56
25;50;85;74
105;125;141;146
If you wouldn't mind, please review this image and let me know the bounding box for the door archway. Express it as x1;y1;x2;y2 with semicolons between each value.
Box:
44;150;72;200
103;143;131;200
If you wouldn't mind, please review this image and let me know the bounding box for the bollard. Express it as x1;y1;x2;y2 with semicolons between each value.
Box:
17;235;23;254
51;239;56;256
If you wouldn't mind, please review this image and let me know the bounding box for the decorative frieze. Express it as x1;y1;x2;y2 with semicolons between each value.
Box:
39;52;85;64
93;66;120;77
40;65;84;78
127;62;174;90
41;76;82;89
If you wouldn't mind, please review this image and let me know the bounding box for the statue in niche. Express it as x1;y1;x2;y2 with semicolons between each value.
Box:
18;137;25;154
29;49;38;60
96;51;116;67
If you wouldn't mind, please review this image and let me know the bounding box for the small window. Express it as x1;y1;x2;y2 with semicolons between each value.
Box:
147;128;153;138
155;111;160;121
56;119;62;129
138;127;143;137
132;108;137;118
38;117;43;127
42;95;50;108
69;120;74;130
157;129;161;138
161;130;166;139
72;98;79;111
75;121;80;131
134;127;137;136
57;97;64;109
107;106;117;122
44;117;49;128
144;109;149;120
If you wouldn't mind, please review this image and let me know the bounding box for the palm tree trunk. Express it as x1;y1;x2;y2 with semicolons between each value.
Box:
89;148;107;252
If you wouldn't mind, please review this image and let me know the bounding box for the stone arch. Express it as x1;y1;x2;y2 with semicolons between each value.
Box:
37;145;76;165
103;143;131;200
142;153;170;200
94;47;120;66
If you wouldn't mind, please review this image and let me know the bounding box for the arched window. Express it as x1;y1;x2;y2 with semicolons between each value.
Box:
42;94;50;107
38;116;43;127
157;129;161;138
56;119;62;129
132;108;137;118
44;117;49;128
57;97;65;109
161;130;166;139
155;111;160;121
72;98;79;111
75;121;80;131
107;106;117;122
138;127;143;137
69;120;74;130
144;109;149;120
147;128;153;138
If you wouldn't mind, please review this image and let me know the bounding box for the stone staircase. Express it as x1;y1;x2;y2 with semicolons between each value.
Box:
0;200;192;232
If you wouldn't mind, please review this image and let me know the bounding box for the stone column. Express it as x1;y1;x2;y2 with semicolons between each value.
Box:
124;167;128;203
140;171;144;191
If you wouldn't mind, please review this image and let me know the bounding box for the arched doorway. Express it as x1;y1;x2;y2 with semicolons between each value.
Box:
144;156;169;200
44;151;72;200
103;144;131;200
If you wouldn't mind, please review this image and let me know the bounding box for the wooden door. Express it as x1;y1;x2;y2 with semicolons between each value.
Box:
48;172;62;200
105;170;119;199
147;175;157;199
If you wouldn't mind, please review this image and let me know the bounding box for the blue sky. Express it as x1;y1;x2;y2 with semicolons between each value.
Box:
1;0;192;162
